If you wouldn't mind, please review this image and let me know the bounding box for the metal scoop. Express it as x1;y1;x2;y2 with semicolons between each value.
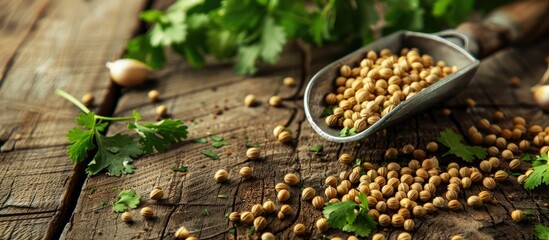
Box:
304;0;549;143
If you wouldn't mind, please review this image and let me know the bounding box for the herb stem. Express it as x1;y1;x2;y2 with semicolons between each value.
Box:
95;115;137;121
55;89;91;114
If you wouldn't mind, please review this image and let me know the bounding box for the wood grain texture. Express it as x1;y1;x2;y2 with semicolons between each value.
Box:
63;33;549;240
0;0;147;239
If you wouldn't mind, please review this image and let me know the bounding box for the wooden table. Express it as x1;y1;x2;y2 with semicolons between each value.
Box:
1;1;548;239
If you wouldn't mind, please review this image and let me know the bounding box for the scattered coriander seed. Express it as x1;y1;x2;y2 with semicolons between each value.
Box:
275;182;288;192
293;223;306;235
517;175;527;185
426;142;439;152
397;232;412;240
465;98;476;107
150;187;164;201
378;214;391;226
240;211;254;224
261;232;276;240
511;210;525;222
175;226;189;239
312;196;325;209
509;159;521;170
479;160;492;173
494;170;508;182
467;196;483;208
156;104;168;118
147;90;160;102
280;204;293;215
251;204;265;217
140;207;154;219
479;191;491;202
244;94;256;107
277;211;285;220
339;153;353;165
214;169;229;183
121;211;133;223
246;147;260;160
301;187;316;201
510;76;521;88
372;233;386;240
412;206;427;218
273;125;285;138
451;235;465;240
385;148;398;159
316;218;329;232
239;167;253;179
284;173;300;186
483;177;497;190
493;111;505;121
186;236;198;240
82;92;94;107
404;219;415;231
278;189;290;202
277;131;292;143
441;108;452;116
283;77;296;87
501;149;514;160
254;216;267;231
263;200;275;214
269;96;282;107
447;200;462;211
229;212;240;222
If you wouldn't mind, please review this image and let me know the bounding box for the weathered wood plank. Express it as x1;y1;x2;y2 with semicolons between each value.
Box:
0;0;51;80
0;0;147;239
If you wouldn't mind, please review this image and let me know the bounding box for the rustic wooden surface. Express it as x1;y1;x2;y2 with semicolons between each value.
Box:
1;1;549;240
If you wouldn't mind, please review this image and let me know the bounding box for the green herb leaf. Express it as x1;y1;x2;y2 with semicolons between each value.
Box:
66;112;99;163
522;209;535;216
112;189;141;213
322;192;376;237
86;133;143;176
128;119;188;154
229;228;236;234
341;211;377;237
320;105;336;118
201;208;210;216
202;150;219;160
216;194;229;199
192;138;208;143
535;224;549;240
340;127;357;137
310;144;323;152
212;140;229;148
522;153;533;162
524;153;549;190
172;166;188;172
437;128;487;163
211;135;224;142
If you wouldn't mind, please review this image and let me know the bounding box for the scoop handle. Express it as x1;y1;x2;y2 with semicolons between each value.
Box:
457;0;549;57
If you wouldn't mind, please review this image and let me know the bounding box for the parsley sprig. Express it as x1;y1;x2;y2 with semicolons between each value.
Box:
322;192;377;237
57;89;188;176
112;189;141;213
437;129;486;163
524;152;549;190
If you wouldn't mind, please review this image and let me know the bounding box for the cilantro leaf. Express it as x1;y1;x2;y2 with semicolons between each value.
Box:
522;153;533;162
320;105;336;118
522;210;535;216
148;11;187;47
310;144;323;152
216;194;229;199
124;35;166;69
258;16;286;64
212;140;229;148
66;113;97;163
172;166;188;172
235;45;261;75
437;128;486;162
524;153;549;190
535;224;549;240
211;135;224;142
128;119;188;154
341;212;377;237
323;200;357;229
202;150;219;160
112;189;141;213
86;134;143;177
340;127;357;137
192;138;208;143
201;208;210;216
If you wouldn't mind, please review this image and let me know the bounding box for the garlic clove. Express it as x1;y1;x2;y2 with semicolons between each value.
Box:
533;85;549;111
106;59;151;87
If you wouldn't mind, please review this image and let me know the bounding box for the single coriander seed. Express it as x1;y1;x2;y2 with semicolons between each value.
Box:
140;207;154;219
214;169;229;183
175;226;189;239
121;211;133;223
150;187;164;200
147;90;160;102
82;92;94;107
239;167;253;179
244;94;256;107
246;147;260;160
269;96;282;107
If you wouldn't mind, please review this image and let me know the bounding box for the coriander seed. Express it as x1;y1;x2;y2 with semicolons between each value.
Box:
175;226;189;239
312;196;325;209
214;169;229;183
82;92;94;107
239;167;253;179
246;147;260;160
483;177;497;190
269;95;282;107
283;77;296;87
229;212;240;222
261;232;276;240
140;207;154;219
277;189;290;202
284;173;300;186
397;232;412;240
240;211;254;224
447;200;462;211
467;196;483;208
404;219;415;231
301;187;316;201
316;218;329;232
121;211;133;223
275;182;288;192
339;153;353;165
150;187;164;200
263;200;275;214
251;204;265;217
509;158;521;170
511;210;525;222
254;216;267;231
156;105;168;118
273;125;285;138
147;90;160;102
293;223;306;235
277;131;292;143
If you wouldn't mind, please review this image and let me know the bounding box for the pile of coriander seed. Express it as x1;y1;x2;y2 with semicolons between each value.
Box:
322;48;458;133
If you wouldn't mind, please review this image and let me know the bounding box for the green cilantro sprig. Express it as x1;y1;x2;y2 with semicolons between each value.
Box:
322;192;377;237
437;128;486;163
535;224;549;240
57;89;188;176
524;152;549;190
112;189;141;213
125;0;498;75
